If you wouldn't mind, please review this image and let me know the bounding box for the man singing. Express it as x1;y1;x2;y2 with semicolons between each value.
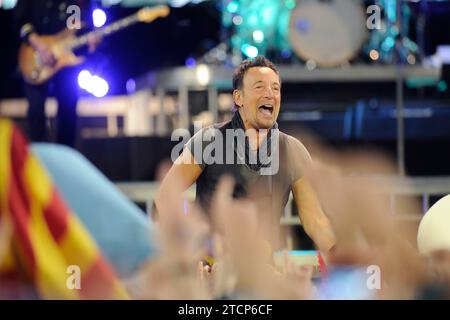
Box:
155;56;335;254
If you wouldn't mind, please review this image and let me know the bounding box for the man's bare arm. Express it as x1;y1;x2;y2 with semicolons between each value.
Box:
292;177;336;254
154;148;203;221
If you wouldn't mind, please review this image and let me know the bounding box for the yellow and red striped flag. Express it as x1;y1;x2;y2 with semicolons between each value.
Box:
0;119;130;299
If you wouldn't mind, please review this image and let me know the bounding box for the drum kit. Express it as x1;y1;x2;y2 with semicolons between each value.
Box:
222;0;441;67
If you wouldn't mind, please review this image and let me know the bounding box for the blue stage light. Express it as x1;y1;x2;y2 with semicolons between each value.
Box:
93;9;107;28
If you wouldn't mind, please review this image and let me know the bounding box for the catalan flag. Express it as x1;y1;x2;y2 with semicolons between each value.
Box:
0;119;130;299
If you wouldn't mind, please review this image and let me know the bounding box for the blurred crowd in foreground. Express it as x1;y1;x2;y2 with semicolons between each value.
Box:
134;133;450;300
1;118;450;299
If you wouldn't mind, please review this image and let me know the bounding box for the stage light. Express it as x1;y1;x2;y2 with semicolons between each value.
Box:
228;0;302;58
185;57;197;68
196;64;210;86
88;76;109;98
369;49;379;61
437;80;448;92
247;14;258;28
382;36;395;52
262;6;275;24
226;1;239;14
78;70;109;97
246;46;258;58
241;44;258;58
78;70;92;90
170;0;191;8
407;54;416;65
1;0;17;9
281;49;291;59
126;78;136;94
93;9;107;28
232;15;243;26
253;30;264;43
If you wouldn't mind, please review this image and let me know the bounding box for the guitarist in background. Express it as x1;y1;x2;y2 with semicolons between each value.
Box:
14;0;100;147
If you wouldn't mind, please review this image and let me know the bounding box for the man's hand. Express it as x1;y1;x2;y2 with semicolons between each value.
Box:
197;260;218;295
29;34;56;66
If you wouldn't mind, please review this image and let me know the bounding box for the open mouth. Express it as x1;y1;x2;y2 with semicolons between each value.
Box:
258;104;274;117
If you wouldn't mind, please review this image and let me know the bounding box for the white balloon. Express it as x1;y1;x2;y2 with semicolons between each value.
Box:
417;194;450;255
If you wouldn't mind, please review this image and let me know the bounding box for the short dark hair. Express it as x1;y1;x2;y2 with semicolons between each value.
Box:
232;55;280;91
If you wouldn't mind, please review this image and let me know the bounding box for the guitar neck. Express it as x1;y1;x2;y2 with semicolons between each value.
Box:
69;13;140;50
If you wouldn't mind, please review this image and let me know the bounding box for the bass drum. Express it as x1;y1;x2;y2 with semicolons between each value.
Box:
288;0;368;67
